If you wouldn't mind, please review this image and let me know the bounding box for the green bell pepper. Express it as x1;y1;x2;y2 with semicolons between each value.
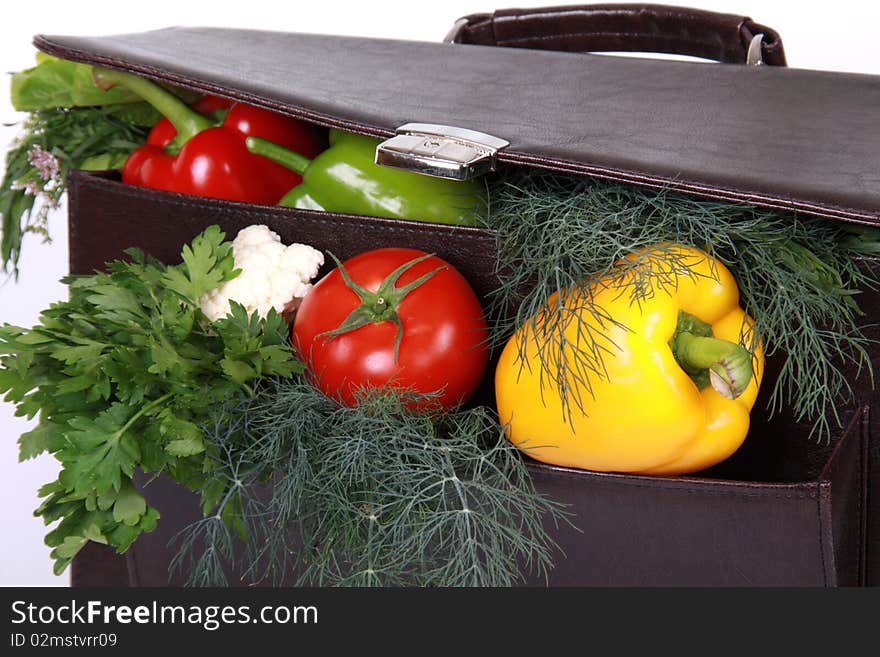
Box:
246;129;486;226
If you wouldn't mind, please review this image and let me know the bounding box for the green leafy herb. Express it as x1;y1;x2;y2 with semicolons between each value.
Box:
0;226;300;574
171;379;568;587
1;106;154;277
485;170;880;440
10;54;144;111
1;53;188;277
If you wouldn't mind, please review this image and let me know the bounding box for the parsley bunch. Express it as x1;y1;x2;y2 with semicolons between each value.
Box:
0;226;300;574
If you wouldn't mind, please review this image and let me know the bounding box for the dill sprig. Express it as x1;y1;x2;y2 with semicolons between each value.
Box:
171;378;568;587
1;105;155;277
485;169;879;440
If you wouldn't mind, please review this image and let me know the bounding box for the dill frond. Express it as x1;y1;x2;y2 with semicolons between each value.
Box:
2;106;153;276
485;169;878;440
174;379;568;587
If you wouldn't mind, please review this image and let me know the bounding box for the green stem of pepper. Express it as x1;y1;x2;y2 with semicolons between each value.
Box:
245;136;312;175
92;67;214;145
669;310;753;399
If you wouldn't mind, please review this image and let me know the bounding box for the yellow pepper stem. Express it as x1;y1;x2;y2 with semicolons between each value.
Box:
670;312;753;400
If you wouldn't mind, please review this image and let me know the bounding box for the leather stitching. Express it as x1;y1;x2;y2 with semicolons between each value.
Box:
526;467;820;498
497;31;731;50
73;174;496;242
817;480;829;586
41;39;864;223
499;152;880;224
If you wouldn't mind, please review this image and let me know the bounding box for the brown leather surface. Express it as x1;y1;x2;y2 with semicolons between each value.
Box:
455;4;786;65
32;25;880;225
70;541;130;587
123;407;863;587
870;403;880;584
858;261;880;585
66;171;500;299
65;170;870;587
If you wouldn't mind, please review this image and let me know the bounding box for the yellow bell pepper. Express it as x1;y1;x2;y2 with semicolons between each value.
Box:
495;245;764;476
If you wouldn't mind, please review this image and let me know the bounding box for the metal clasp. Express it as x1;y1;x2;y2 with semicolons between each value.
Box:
375;123;510;181
746;33;764;66
443;18;469;44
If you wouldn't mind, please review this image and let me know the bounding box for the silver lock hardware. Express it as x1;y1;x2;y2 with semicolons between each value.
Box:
746;33;765;66
375;123;510;181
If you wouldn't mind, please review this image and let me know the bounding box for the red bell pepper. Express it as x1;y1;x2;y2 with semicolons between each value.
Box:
145;94;232;148
93;68;325;204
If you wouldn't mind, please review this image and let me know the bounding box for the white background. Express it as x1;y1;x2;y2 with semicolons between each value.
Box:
1;0;879;586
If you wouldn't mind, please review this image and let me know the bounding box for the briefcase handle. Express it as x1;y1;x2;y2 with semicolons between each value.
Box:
447;3;787;66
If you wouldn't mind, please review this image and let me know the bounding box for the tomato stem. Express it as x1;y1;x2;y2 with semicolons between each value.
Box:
317;251;445;363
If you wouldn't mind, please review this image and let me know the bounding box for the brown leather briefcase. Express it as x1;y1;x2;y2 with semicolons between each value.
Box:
27;4;878;586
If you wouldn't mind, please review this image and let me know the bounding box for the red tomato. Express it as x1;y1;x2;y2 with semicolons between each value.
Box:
292;248;489;409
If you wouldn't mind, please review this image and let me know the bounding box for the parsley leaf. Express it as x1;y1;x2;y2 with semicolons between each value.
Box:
161;225;239;301
0;225;300;573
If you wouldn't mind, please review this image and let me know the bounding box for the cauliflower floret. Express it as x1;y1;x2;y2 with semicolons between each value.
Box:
198;225;324;321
